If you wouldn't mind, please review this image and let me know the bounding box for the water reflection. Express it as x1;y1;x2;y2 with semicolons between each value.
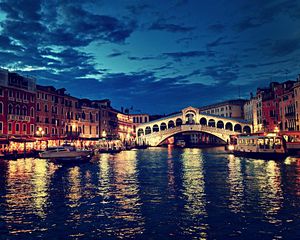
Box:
247;159;283;224
3;159;58;235
181;148;208;239
98;151;144;238
0;149;300;239
227;155;244;213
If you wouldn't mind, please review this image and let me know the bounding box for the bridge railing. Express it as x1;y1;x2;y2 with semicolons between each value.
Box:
141;124;239;139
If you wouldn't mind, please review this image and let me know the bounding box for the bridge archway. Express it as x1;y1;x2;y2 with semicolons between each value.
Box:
176;118;183;126
168;120;175;128
225;122;233;131
200;117;207;125
145;126;151;135
208;119;215;127
217;120;224;129
157;130;226;146
137;128;144;137
160;122;167;131
243;125;251;134
153;124;159;132
234;124;242;133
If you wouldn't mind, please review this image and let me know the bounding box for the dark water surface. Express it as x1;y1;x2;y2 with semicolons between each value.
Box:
1;147;300;239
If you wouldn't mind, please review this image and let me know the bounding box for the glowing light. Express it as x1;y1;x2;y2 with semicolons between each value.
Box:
228;145;234;151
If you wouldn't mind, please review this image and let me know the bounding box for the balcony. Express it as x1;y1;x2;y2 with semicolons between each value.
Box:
285;112;296;118
7;115;31;122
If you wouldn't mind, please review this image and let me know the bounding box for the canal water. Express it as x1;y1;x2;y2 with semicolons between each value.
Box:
0;147;300;239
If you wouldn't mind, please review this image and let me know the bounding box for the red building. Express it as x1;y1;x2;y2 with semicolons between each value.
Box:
0;69;36;137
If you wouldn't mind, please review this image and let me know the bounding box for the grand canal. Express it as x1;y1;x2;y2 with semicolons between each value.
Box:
0;147;300;239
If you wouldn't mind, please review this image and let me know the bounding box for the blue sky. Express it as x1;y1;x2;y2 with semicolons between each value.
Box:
0;0;300;114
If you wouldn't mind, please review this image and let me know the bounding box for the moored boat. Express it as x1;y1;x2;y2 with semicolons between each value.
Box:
39;144;92;160
227;133;287;160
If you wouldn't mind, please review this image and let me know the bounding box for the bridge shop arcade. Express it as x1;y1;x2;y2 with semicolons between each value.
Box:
136;106;252;147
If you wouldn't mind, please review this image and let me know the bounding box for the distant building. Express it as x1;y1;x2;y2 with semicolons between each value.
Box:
130;114;150;133
36;85;66;139
92;99;118;140
0;69;36;137
199;99;247;119
243;95;258;132
117;111;134;142
78;99;99;139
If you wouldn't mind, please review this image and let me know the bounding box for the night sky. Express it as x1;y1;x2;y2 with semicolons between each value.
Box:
0;0;300;114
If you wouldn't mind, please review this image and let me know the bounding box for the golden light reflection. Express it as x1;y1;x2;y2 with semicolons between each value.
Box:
227;156;244;213
167;145;175;194
4;158;58;233
181;148;208;239
32;159;49;218
247;160;283;224
98;151;145;238
66;167;82;207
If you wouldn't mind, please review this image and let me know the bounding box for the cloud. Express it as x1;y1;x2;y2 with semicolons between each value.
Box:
163;50;214;61
271;38;300;56
149;19;195;33
206;37;235;48
107;50;127;58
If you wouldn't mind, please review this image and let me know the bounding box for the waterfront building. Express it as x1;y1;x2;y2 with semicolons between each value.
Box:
117;111;134;142
78;99;99;139
199;99;247;119
92;99;118;140
293;76;300;131
279;81;297;131
0;69;36;152
36;85;66;140
130;113;150;133
243;95;258;132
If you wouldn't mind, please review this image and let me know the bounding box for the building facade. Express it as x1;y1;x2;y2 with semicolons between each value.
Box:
117;112;134;142
199;99;247;119
92;99;118;140
0;69;36;137
78;99;99;139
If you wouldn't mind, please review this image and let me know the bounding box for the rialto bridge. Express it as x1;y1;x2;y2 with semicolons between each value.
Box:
136;106;252;146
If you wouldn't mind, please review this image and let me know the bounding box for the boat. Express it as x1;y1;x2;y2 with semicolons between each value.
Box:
227;133;287;160
39;144;92;160
175;140;186;148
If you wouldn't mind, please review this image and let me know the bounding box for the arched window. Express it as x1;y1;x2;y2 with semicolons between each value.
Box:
44;104;48;112
217;120;224;129
137;128;144;136
30;107;34;117
176;118;183;126
8;104;13;114
208;119;215;127
234;124;242;133
168;120;175;128
22;106;27;116
23;124;27;133
243;126;251;134
160;122;167;130
82;112;86;120
200;117;207;125
225;122;233;131
153;124;159;132
15;105;20;115
145;126;151;135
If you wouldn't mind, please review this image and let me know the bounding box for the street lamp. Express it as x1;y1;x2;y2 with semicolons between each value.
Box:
102;130;107;140
36;127;45;150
